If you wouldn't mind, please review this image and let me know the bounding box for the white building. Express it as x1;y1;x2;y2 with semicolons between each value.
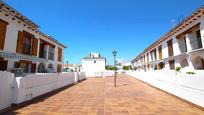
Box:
116;59;132;70
0;1;66;74
132;6;204;71
82;53;106;77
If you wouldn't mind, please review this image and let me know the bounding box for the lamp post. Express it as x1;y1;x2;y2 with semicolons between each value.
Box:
66;60;69;71
112;50;117;87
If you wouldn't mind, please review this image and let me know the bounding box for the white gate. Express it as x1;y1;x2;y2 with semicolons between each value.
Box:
0;71;14;110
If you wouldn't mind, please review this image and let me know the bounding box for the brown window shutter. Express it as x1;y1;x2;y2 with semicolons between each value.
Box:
58;47;62;62
57;64;61;72
32;38;38;56
16;31;24;53
0;20;8;50
31;63;36;73
15;62;21;68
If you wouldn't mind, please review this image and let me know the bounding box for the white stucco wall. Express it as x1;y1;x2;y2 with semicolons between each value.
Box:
82;59;106;77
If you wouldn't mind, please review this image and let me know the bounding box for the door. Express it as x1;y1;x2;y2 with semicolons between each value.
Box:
0;58;8;71
169;60;175;70
202;58;204;70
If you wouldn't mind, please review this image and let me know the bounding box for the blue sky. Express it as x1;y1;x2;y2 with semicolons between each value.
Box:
4;0;204;65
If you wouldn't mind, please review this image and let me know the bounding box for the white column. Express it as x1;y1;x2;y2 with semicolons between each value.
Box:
162;42;168;59
37;39;40;57
185;34;192;52
46;45;49;59
188;56;195;69
172;37;180;56
200;18;204;48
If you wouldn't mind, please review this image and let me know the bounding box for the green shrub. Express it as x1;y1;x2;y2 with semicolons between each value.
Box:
186;71;196;75
175;67;181;72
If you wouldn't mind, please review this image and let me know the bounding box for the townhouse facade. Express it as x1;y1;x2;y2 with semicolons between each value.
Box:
132;6;204;71
0;1;66;73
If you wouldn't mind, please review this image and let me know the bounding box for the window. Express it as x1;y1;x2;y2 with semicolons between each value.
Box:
48;46;55;60
15;60;32;73
22;36;32;54
22;31;34;55
38;63;46;73
196;30;203;49
158;46;163;60
167;39;174;57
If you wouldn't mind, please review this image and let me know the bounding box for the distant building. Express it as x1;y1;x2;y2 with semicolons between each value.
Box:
82;53;106;76
64;64;81;72
0;1;66;73
132;6;204;71
116;59;132;70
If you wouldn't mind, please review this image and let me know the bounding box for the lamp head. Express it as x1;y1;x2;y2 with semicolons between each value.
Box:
112;50;117;56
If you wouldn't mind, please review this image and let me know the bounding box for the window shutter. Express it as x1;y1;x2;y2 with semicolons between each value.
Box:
58;47;62;62
57;64;61;72
16;31;24;53
15;62;21;68
32;38;38;56
0;20;8;50
31;63;36;73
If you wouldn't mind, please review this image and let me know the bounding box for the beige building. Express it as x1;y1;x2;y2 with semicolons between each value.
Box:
0;1;66;73
132;6;204;71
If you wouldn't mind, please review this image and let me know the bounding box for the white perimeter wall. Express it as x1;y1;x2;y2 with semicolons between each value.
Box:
126;70;204;108
0;72;86;110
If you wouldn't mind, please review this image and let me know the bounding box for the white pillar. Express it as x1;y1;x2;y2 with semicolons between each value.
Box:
162;42;168;59
188;56;195;69
172;37;180;56
200;19;204;48
37;39;40;57
46;45;49;59
185;34;192;52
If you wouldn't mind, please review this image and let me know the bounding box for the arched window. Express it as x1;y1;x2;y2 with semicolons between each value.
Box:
192;56;204;70
48;63;53;69
47;63;54;73
38;63;46;73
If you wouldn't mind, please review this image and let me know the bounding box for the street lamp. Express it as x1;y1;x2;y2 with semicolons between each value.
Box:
66;60;69;71
112;50;117;87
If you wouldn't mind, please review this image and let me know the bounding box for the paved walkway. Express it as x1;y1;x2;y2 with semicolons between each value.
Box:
4;74;204;115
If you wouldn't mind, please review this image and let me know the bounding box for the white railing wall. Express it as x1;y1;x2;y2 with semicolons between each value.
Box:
86;71;114;77
0;72;14;110
0;72;86;110
126;70;204;108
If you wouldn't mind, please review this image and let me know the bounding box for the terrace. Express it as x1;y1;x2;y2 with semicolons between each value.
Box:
2;74;204;115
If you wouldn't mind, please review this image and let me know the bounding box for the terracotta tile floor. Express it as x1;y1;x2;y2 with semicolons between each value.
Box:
4;74;204;115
